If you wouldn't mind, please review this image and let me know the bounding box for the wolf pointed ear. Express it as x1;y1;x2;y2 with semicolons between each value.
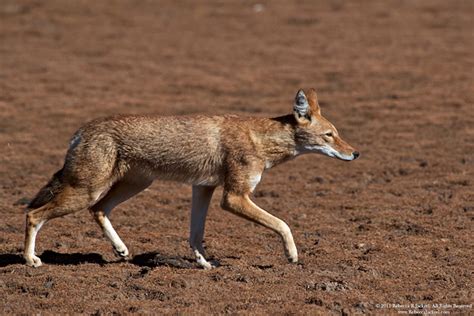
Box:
294;89;311;122
305;88;321;116
294;89;321;122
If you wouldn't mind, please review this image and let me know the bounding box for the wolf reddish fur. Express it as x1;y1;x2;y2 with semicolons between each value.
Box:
24;89;359;268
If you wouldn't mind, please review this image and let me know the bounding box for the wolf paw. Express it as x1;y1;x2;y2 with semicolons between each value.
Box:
197;257;215;270
25;255;43;268
194;251;217;269
113;246;129;259
286;248;298;263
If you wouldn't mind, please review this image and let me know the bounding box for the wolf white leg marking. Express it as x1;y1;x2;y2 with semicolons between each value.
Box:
189;185;215;269
92;196;130;258
24;219;45;267
91;179;152;258
99;213;129;257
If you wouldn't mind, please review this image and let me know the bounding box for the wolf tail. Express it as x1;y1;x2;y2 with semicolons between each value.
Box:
27;169;64;209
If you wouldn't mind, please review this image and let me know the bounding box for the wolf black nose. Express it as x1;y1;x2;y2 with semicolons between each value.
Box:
352;151;360;159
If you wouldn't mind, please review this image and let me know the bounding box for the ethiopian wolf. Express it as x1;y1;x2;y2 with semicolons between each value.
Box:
24;89;359;269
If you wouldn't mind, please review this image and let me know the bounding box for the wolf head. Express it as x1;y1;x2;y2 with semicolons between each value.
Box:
293;89;359;161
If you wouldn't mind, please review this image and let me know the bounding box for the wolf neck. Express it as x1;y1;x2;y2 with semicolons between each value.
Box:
252;115;298;169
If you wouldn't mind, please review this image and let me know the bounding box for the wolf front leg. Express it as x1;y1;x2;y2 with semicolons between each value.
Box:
189;185;216;269
221;192;298;263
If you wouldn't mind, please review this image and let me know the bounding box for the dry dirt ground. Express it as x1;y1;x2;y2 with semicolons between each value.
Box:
0;0;473;314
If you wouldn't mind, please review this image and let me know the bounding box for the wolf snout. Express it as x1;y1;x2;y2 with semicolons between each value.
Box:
352;151;360;160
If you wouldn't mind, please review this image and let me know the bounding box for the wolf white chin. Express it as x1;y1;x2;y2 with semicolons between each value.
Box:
300;144;355;161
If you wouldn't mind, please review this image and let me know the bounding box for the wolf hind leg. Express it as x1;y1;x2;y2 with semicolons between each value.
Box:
90;178;152;258
24;186;95;267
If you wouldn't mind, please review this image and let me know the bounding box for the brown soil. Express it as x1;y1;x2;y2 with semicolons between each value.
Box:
0;0;472;314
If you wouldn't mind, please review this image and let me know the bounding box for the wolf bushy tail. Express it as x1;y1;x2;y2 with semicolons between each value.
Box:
27;169;64;209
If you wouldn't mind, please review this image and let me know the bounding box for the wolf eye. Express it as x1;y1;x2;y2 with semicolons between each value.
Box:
325;132;333;137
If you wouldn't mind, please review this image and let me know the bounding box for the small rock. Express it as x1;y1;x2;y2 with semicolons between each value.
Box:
235;275;248;283
311;176;325;184
253;4;264;13
44;276;54;289
419;161;428;168
305;297;323;305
